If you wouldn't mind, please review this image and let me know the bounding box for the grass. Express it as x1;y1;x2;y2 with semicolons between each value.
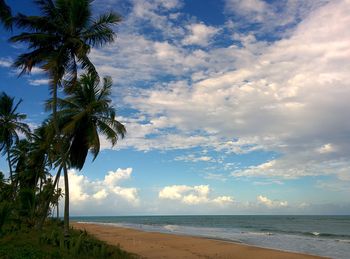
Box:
0;219;137;259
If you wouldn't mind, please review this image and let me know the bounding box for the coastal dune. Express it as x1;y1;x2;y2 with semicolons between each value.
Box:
72;222;327;259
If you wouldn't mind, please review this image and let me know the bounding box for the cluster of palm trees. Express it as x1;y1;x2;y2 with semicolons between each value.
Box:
0;0;125;235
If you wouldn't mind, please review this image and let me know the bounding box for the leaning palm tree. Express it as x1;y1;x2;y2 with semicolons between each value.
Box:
0;0;12;30
0;92;31;183
10;0;121;235
47;73;125;230
54;73;126;170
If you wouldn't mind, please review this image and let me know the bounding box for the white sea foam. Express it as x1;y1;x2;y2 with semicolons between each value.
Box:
336;239;350;244
163;225;179;232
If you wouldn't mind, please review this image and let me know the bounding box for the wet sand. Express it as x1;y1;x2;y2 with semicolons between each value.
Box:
72;222;328;259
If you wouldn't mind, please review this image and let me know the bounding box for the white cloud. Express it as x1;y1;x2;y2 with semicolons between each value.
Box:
93;189;108;200
104;168;133;186
64;170;90;202
158;184;234;205
337;169;350;182
182;193;208;205
224;0;329;34
182;23;219;47
28;78;50;86
128;0;184;39
233;155;350;181
159;185;192;200
154;0;182;10
213;196;234;205
58;168;139;215
257;195;288;208
253;180;284;186
316;179;350;193
0;58;12;68
175;154;214;163
28;67;45;75
203;173;228;182
317;143;336;154
112;186;139;204
225;0;269;22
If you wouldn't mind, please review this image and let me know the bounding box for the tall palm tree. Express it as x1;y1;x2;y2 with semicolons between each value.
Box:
55;73;126;170
10;0;121;235
0;92;31;183
0;0;12;30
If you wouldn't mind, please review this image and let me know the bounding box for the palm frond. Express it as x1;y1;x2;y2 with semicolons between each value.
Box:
96;120;118;146
82;12;121;46
77;50;98;79
12;48;52;75
0;0;12;30
89;125;100;160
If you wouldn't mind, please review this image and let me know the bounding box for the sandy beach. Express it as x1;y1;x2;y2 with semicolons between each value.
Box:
72;222;327;259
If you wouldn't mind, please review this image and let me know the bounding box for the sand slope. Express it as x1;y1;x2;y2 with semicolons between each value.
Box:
72;222;327;259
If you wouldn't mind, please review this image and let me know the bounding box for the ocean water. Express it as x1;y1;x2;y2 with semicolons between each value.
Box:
73;215;350;259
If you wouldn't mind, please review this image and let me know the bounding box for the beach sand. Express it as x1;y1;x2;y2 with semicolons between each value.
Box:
72;222;328;259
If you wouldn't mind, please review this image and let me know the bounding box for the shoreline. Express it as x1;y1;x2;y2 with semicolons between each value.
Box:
72;222;328;259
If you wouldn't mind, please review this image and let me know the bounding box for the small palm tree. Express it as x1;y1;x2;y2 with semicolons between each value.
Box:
0;92;31;183
0;0;12;30
55;73;126;169
10;136;52;227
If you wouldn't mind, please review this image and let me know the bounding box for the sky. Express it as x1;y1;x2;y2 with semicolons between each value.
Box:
0;0;350;216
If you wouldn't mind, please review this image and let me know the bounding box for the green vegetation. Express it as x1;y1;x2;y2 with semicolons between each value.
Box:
0;0;129;257
0;220;137;259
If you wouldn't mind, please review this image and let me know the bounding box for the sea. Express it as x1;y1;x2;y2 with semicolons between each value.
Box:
73;215;350;259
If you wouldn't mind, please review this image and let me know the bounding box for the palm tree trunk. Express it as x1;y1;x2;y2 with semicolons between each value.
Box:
37;166;62;229
51;79;70;235
63;164;69;236
56;178;59;219
6;141;13;182
6;141;16;200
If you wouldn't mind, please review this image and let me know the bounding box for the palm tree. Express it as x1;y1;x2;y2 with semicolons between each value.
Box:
46;73;125;232
0;92;31;183
0;0;12;30
55;73;126;170
10;134;54;227
11;126;51;192
10;0;121;235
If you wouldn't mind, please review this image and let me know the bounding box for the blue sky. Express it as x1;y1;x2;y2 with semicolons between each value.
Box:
1;0;350;215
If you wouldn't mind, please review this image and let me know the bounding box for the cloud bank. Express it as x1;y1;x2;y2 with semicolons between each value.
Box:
58;168;139;215
90;0;350;183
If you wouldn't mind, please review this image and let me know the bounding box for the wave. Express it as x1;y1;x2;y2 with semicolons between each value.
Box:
336;239;350;244
241;231;274;236
259;228;350;240
163;225;179;232
298;231;350;240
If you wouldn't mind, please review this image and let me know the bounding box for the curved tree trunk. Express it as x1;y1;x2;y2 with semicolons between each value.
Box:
51;78;70;236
